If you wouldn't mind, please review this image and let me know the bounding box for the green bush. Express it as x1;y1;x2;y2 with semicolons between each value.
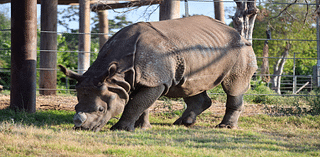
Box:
207;84;227;102
304;90;320;115
207;79;290;105
245;80;279;104
263;88;320;116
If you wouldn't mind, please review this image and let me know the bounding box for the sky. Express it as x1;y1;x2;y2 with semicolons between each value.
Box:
0;1;236;33
55;1;236;32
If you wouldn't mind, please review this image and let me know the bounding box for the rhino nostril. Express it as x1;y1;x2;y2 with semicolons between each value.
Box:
73;112;87;127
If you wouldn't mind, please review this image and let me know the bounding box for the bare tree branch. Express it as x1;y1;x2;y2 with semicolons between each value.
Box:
270;0;298;20
138;4;160;21
91;0;161;20
303;0;309;24
91;0;162;11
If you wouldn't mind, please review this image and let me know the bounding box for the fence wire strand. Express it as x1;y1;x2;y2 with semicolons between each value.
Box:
0;0;319;96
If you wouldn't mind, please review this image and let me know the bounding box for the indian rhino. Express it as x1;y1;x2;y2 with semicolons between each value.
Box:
59;15;257;132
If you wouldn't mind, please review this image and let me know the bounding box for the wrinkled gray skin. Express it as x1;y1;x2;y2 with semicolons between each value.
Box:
59;15;257;132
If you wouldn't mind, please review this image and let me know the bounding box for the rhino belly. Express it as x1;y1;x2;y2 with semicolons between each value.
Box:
165;67;229;98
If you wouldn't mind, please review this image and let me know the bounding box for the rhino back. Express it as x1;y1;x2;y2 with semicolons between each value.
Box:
134;16;251;97
84;15;255;97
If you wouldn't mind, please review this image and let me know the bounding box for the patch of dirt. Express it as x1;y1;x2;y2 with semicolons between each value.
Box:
0;94;77;111
0;94;266;116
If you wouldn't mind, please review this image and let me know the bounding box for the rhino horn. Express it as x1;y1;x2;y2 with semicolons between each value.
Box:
73;112;87;127
58;65;84;82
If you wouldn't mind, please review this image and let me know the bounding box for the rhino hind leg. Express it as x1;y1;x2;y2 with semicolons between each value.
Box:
216;94;244;129
110;85;165;131
217;50;256;129
173;91;212;127
134;109;152;129
217;72;251;129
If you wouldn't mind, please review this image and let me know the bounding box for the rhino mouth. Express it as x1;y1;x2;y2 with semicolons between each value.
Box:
73;124;103;132
73;118;106;132
73;126;88;131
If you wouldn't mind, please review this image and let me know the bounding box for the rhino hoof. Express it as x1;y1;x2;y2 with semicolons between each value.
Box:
110;123;135;131
173;118;183;125
174;111;197;127
173;117;196;127
135;122;152;130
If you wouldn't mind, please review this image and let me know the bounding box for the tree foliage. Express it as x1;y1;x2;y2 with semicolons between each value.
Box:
252;0;317;77
0;11;11;87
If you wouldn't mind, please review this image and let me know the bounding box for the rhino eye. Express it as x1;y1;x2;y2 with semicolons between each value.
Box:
98;106;104;112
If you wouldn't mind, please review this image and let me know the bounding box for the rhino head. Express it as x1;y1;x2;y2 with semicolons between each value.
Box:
58;64;130;132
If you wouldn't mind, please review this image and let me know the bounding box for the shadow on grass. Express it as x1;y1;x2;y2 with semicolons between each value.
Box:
141;128;320;154
151;122;174;126
0;108;75;126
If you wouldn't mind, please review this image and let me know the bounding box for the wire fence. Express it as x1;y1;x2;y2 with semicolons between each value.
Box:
0;0;319;99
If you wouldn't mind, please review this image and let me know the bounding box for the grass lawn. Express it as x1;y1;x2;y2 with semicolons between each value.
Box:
0;108;319;156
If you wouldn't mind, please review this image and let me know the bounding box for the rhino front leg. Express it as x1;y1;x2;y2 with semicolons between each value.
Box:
134;109;152;129
110;85;165;131
217;94;243;129
173;91;212;127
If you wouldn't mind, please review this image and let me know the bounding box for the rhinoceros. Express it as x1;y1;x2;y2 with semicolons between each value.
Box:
59;15;257;132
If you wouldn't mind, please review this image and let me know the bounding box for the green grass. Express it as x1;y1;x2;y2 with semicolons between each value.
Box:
0;108;74;127
1;108;320;156
0;90;10;95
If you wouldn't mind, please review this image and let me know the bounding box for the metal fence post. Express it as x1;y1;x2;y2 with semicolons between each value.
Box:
293;52;296;93
185;0;189;17
314;0;320;87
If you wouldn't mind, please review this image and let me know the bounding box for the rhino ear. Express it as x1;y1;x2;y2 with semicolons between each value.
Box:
95;63;118;85
58;65;84;82
108;63;117;78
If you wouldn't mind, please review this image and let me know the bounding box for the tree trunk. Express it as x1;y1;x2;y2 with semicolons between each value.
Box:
214;0;225;23
261;43;270;83
271;42;291;94
261;30;271;83
232;0;259;44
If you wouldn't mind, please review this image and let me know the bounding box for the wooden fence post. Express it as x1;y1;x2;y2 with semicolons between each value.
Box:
98;10;109;49
39;0;58;95
160;0;180;21
214;0;225;23
10;0;37;113
78;0;91;74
